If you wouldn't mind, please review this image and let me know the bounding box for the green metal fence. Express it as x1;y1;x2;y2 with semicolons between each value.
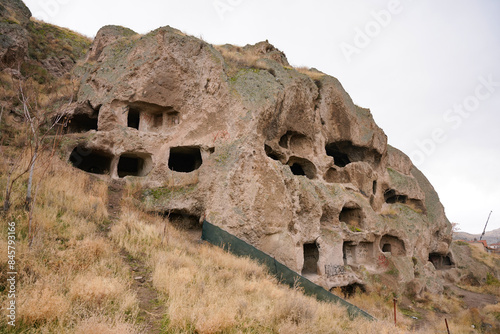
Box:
201;220;374;320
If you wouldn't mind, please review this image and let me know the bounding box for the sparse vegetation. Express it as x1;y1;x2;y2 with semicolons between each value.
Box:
26;19;91;63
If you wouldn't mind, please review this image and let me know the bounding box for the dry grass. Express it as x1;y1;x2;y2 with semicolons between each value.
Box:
74;317;138;334
469;243;500;269
110;206;414;333
214;45;265;77
0;154;140;333
295;66;327;81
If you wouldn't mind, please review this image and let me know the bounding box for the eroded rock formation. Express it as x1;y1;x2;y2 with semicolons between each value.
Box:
62;25;453;294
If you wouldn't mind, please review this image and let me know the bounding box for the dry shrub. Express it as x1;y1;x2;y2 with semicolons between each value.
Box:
69;274;126;305
17;286;70;325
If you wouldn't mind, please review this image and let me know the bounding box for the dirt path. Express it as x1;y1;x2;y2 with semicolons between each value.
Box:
106;180;166;334
446;284;498;309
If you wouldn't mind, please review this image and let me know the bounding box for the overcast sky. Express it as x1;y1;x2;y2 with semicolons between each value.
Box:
23;0;500;234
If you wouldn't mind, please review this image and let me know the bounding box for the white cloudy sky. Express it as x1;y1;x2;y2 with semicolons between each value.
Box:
23;0;500;234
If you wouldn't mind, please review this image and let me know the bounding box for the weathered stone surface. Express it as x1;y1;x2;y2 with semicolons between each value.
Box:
0;0;31;70
62;24;453;292
0;22;28;69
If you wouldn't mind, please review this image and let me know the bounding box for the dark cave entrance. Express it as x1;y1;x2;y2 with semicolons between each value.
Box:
117;154;147;178
325;143;351;167
380;235;406;256
66;114;98;133
290;163;305;176
168;147;202;173
69;146;112;175
302;242;319;275
127;107;140;129
287;157;316;179
384;189;408;204
164;211;202;230
339;206;363;228
382;243;392;253
340;283;366;298
429;253;454;270
325;140;381;167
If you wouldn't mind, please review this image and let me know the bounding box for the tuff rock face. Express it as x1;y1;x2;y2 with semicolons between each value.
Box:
0;0;31;70
64;25;453;294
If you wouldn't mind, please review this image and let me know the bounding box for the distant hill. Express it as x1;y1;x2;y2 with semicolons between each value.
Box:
453;228;500;245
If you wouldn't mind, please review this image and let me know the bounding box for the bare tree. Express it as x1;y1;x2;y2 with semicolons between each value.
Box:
2;77;68;246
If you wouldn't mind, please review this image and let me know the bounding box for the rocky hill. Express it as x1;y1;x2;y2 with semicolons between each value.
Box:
58;23;457;296
1;0;90;81
454;228;500;245
1;1;499;333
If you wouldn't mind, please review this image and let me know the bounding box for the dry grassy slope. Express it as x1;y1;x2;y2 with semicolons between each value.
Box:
1;0;91;90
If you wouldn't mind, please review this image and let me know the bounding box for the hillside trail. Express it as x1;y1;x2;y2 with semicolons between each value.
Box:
404;283;498;331
445;283;497;309
106;179;166;334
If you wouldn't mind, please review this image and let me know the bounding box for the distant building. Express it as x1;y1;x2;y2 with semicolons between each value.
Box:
490;243;500;254
465;240;494;253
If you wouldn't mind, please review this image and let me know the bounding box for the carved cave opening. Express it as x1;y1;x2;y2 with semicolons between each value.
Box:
325;141;381;167
65;113;98;133
127;107;140;129
384;189;408;204
380;235;406;256
117;153;151;178
148;109;179;132
343;241;354;265
164;210;202;230
126;101;179;132
168;146;202;173
340;283;366;298
326;143;351;167
287;157;316;179
70;146;112;175
429;253;454;270
343;241;373;266
302;242;319;275
372;180;377;194
339;205;364;228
